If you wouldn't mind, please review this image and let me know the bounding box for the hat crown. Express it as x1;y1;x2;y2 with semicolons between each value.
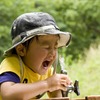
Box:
11;12;58;40
4;12;71;56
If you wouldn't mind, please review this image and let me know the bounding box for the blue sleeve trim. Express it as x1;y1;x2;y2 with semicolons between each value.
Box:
0;72;20;83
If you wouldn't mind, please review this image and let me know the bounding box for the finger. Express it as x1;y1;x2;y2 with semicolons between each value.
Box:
60;74;72;85
60;85;67;91
60;80;68;87
67;80;73;85
60;74;71;81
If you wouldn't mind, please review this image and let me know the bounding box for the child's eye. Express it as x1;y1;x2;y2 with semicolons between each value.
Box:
54;45;58;49
43;45;50;49
54;47;58;50
55;46;58;49
42;45;58;50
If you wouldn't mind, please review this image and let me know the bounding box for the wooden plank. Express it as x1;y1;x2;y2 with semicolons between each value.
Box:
85;95;100;100
74;99;85;100
37;97;69;100
36;95;100;100
37;97;85;100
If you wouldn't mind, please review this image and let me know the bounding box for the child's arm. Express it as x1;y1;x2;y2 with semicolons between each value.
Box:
0;74;71;100
0;80;48;100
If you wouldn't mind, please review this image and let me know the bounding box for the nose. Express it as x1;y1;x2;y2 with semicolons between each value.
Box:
48;48;56;59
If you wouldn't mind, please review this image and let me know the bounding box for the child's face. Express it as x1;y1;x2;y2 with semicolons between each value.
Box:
23;35;59;75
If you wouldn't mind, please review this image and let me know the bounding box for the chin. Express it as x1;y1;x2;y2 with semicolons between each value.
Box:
38;70;47;75
39;72;46;75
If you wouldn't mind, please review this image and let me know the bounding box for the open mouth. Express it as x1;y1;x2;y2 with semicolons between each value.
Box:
42;61;50;68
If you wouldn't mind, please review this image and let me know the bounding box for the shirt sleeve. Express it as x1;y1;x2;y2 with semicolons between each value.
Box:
0;72;20;84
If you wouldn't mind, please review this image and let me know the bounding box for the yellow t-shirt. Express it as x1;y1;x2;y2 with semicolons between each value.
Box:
0;54;53;99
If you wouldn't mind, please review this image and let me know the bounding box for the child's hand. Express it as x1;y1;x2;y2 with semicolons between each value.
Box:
46;74;72;92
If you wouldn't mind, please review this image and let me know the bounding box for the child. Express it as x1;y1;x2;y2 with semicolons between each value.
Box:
0;12;72;100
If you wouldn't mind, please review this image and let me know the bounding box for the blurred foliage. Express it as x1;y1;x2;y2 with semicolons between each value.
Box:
66;44;100;98
0;0;100;63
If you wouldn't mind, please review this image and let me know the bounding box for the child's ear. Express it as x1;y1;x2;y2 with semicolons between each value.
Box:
15;44;26;56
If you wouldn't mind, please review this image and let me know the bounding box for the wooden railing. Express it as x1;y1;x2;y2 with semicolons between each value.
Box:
36;95;100;100
38;97;84;100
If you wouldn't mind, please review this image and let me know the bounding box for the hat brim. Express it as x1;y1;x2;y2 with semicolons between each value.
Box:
4;29;71;56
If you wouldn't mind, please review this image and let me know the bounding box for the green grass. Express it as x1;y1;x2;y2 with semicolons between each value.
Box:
67;44;100;98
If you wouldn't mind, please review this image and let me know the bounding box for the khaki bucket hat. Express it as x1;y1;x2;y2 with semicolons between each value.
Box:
4;12;71;56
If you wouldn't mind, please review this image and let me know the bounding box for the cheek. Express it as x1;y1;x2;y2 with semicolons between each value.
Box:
35;49;47;57
29;48;48;62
